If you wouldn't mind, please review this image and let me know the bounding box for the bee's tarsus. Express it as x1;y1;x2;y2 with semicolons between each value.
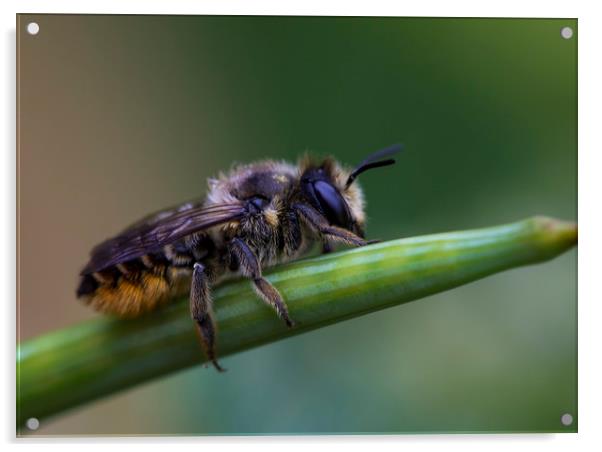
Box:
195;317;226;373
211;360;227;373
252;276;293;328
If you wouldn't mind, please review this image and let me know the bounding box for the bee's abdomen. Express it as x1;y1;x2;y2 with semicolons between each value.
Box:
78;233;216;317
77;257;192;318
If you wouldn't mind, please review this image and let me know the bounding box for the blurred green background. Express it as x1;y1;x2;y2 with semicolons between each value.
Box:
18;15;576;434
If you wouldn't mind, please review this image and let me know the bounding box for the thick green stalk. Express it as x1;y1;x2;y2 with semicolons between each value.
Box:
17;216;577;427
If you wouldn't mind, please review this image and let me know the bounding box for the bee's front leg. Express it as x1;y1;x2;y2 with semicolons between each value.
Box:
190;262;225;372
293;203;367;247
229;237;295;328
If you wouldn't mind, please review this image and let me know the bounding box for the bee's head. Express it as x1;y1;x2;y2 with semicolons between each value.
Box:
300;144;401;236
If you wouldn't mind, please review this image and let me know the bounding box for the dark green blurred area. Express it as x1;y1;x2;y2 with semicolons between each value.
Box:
19;16;576;434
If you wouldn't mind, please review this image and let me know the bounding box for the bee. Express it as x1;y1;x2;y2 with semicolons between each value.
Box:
77;144;401;371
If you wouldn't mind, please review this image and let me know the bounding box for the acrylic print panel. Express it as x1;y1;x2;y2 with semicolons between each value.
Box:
17;15;577;435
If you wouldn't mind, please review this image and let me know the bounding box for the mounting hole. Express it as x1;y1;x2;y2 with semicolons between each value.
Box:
26;417;40;430
26;22;40;36
560;26;573;40
561;413;573;426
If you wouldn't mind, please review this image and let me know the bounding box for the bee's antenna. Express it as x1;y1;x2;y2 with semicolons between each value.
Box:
345;144;403;188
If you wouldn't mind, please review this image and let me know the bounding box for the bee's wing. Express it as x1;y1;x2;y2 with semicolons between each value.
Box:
82;202;246;274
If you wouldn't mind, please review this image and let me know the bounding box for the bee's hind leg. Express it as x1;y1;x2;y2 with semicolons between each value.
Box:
229;238;295;328
190;262;225;372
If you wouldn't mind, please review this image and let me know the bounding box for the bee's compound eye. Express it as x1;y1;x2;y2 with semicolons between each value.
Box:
313;180;351;228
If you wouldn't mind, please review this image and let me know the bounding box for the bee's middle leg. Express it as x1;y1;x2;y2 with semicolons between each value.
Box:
190;262;225;372
229;237;294;327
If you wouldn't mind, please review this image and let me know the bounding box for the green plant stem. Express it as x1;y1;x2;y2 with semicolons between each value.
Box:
17;216;577;427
